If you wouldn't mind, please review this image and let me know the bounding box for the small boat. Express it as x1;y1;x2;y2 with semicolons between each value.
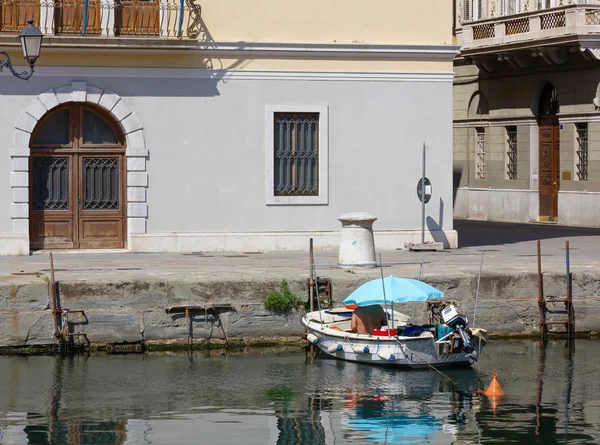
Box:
301;276;488;369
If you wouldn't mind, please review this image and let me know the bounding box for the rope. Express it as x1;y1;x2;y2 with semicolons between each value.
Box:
396;340;457;384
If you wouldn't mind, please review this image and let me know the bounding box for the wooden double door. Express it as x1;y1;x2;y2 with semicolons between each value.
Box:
538;120;560;221
30;104;126;250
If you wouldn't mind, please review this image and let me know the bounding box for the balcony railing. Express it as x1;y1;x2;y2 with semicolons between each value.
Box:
0;0;201;39
461;4;600;51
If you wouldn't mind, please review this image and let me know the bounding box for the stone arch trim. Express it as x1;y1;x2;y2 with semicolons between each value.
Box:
10;81;148;249
467;90;489;118
530;80;557;117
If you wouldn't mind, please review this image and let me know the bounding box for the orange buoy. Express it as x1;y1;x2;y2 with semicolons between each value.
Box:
484;370;504;397
480;370;504;415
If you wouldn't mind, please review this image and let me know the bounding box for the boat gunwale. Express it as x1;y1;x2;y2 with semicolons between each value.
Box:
302;317;437;343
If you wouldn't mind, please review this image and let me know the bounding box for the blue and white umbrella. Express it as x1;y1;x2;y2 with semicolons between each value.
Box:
343;276;444;308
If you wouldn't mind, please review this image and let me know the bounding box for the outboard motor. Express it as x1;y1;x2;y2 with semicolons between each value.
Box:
441;305;478;363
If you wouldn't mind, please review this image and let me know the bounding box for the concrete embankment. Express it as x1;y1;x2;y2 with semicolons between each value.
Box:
1;271;600;353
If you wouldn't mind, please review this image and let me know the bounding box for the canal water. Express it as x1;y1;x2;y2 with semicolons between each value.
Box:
0;340;598;445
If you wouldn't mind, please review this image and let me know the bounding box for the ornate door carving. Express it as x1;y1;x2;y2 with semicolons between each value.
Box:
538;122;560;221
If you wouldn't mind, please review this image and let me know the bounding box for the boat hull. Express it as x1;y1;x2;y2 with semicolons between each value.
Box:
302;312;486;369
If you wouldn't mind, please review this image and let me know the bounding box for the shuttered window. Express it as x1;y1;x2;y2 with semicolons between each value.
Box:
576;123;588;181
274;113;319;196
476;127;486;179
506;126;518;180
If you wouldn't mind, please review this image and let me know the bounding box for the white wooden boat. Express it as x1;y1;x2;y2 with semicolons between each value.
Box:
301;277;488;369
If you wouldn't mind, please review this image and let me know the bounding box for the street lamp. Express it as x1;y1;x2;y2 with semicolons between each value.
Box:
0;19;43;80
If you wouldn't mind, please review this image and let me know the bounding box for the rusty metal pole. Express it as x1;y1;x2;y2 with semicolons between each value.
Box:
537;240;546;345
49;253;61;339
309;238;315;312
566;240;575;342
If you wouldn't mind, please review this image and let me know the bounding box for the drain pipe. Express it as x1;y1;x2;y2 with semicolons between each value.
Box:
49;253;61;338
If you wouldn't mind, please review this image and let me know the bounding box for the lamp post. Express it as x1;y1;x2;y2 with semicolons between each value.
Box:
0;19;43;80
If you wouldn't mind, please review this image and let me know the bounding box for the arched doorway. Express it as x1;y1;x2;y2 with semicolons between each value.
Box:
29;104;126;249
538;82;560;222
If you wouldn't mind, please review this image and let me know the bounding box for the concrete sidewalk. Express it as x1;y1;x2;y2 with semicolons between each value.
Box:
1;219;599;285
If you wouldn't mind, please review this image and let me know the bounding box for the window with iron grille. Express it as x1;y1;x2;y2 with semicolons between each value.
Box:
476;127;486;179
506;126;518;180
274;113;319;196
576;123;588;181
463;0;471;22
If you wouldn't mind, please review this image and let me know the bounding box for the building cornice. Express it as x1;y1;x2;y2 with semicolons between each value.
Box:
2;66;455;82
453;116;537;127
1;37;460;60
454;112;600;127
197;42;461;60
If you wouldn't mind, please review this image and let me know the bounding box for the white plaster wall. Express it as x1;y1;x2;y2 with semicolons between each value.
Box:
559;192;600;227
121;76;454;234
454;188;534;223
0;71;454;243
455;188;600;227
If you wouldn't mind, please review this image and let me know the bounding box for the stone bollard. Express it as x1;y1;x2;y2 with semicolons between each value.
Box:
337;212;377;266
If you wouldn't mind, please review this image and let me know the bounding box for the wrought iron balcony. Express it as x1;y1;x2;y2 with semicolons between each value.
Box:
0;0;201;43
460;4;600;59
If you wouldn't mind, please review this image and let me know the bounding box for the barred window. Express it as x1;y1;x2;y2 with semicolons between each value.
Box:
506;126;518;180
476;127;486;179
274;113;319;196
576;123;588;181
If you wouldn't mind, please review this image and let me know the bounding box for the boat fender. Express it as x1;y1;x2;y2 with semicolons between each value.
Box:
352;345;370;354
307;333;319;344
377;350;396;361
327;343;343;353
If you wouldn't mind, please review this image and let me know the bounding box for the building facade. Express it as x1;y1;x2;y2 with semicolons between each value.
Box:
454;0;600;226
1;0;458;256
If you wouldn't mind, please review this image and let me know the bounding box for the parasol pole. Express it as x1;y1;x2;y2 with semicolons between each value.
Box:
412;254;424;321
313;264;323;326
378;254;391;337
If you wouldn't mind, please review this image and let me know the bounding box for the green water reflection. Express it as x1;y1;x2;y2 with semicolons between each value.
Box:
0;340;599;444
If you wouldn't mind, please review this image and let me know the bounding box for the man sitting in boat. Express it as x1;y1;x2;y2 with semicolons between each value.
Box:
349;305;388;335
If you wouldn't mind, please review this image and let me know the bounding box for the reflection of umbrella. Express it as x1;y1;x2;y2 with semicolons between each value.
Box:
345;402;443;444
343;277;444;308
346;415;441;444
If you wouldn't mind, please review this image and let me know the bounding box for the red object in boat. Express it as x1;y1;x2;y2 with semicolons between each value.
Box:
371;328;397;336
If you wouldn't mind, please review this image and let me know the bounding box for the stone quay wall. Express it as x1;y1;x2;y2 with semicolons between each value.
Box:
1;272;599;353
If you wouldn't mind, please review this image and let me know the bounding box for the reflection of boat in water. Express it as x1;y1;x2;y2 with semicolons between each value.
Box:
308;363;481;445
302;276;488;369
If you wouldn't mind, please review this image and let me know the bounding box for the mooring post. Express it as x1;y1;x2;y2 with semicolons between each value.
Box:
537;240;546;345
565;240;575;342
49;253;61;339
186;307;192;350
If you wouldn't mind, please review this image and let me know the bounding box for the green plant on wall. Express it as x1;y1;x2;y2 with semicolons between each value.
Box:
264;280;300;312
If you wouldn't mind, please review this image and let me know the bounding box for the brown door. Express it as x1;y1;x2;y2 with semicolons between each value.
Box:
1;0;40;32
538;120;560;221
115;0;159;36
30;104;126;250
